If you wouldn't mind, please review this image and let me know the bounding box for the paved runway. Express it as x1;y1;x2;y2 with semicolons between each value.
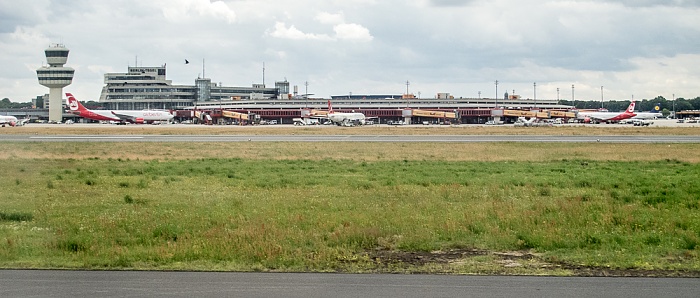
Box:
2;134;700;143
1;270;698;298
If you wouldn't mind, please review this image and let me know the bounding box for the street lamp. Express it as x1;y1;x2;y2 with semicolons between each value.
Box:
557;87;560;102
673;93;675;119
600;86;604;109
478;91;481;99
533;82;537;108
495;80;499;108
304;81;309;108
572;84;575;101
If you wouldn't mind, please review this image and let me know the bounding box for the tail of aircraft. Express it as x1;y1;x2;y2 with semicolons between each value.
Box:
327;100;334;114
65;93;88;112
651;104;661;113
625;101;636;114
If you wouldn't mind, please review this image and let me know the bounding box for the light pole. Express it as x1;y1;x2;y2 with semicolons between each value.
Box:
478;91;481;99
495;80;499;108
673;93;675;118
533;82;537;108
557;87;560;102
304;81;309;108
600;86;604;109
572;84;575;101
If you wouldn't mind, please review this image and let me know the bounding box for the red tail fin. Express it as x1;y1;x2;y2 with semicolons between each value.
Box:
626;101;635;113
328;100;334;114
65;93;87;112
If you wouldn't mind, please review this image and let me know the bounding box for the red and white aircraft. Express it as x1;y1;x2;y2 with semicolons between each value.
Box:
576;101;636;123
0;115;19;127
66;93;174;124
0;115;28;127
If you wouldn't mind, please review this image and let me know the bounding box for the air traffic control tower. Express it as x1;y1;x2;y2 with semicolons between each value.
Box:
37;44;74;122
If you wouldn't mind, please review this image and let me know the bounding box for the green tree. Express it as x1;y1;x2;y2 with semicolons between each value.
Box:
661;108;670;117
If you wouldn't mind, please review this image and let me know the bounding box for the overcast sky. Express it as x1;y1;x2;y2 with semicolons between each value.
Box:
2;0;699;102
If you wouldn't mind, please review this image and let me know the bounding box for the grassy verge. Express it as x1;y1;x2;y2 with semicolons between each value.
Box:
1;145;699;275
3;123;700;135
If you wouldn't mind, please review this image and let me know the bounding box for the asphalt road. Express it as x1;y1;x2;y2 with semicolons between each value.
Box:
2;134;700;143
1;270;698;298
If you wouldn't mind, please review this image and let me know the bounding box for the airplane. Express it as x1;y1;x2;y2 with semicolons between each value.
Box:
632;104;662;120
576;101;636;123
66;93;174;124
0;115;29;127
314;100;371;126
0;115;18;127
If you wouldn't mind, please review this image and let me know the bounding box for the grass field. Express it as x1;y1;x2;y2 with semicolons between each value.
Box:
1;139;699;276
3;123;700;136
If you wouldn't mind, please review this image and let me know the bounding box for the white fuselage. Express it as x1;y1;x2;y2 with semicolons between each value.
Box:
0;115;18;126
328;112;366;125
87;110;173;122
632;112;662;120
576;102;636;122
66;92;173;123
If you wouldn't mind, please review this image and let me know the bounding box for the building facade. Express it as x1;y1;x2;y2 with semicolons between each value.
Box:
99;65;288;110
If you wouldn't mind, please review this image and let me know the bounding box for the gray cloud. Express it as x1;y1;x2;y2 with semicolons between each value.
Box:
0;0;699;102
429;0;479;7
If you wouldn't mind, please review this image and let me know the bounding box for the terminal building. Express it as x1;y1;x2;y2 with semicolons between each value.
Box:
99;65;289;110
5;49;578;123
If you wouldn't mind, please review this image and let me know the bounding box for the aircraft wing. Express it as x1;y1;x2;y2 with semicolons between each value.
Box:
111;111;138;123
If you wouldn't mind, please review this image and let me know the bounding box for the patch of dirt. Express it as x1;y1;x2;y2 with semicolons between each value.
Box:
361;249;700;277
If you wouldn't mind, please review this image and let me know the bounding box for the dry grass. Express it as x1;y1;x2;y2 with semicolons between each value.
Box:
2;142;700;162
2;124;700;135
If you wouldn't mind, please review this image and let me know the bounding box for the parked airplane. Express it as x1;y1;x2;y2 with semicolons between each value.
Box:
66;93;174;124
632;104;662;120
321;100;370;126
0;116;19;127
577;101;636;123
0;115;29;127
0;115;18;127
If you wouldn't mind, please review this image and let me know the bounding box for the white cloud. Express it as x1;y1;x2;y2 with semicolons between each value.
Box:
268;11;373;42
316;12;345;25
267;22;332;40
158;0;236;23
333;23;373;42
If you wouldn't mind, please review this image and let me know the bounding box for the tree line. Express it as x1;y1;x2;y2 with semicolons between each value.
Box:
560;96;700;113
0;98;104;109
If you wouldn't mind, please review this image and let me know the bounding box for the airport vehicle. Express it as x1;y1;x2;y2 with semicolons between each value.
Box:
293;118;321;126
576;102;636;123
0;115;18;127
632;119;652;126
66;93;174;124
632;104;662;120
